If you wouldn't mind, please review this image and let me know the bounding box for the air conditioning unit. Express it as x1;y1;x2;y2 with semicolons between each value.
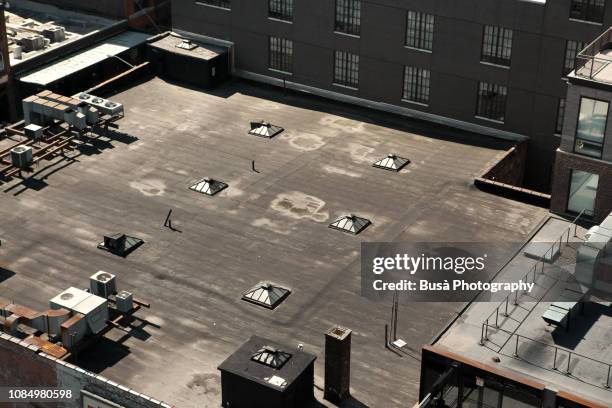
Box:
24;124;43;140
19;35;45;52
76;93;93;102
89;271;117;298
10;145;33;168
72;93;124;117
115;291;134;313
41;26;66;43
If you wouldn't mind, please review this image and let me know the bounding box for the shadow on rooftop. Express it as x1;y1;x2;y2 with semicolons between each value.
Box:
307;395;369;408
0;267;16;283
69;337;131;374
155;76;514;151
551;301;612;350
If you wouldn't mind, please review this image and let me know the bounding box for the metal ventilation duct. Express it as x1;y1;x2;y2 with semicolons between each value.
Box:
97;233;144;257
242;282;291;309
248;121;284;138
176;39;198;50
329;214;371;235
251;346;292;369
372;154;410;172
189;178;228;196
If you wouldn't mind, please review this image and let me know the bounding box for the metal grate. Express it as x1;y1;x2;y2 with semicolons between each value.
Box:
372;154;410;172
329;214;371;235
248;121;284;138
189;178;228;196
242;282;291;309
251;345;292;369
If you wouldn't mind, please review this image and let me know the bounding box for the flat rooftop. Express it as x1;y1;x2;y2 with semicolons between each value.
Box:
434;216;612;406
4;0;118;66
0;77;547;407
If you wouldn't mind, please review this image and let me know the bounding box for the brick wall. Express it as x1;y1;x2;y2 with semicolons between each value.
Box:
0;334;174;408
550;150;612;224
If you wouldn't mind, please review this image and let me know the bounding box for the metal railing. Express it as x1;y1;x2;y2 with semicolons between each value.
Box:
476;212;612;389
479;210;586;346
508;331;611;389
574;26;612;81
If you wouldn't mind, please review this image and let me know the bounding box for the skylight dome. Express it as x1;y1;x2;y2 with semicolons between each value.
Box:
189;177;228;196
372;154;410;172
328;214;371;235
248;121;284;138
251;346;292;369
242;282;291;309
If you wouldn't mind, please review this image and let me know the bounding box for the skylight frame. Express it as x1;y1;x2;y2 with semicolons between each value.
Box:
372;154;410;172
328;214;371;235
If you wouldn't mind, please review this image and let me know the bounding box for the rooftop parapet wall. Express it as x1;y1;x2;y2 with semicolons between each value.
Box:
0;334;174;408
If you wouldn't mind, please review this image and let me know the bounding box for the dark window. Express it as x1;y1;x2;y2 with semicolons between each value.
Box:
556;98;566;134
195;0;231;9
570;0;605;23
269;0;293;21
333;50;359;88
575;97;608;158
269;37;293;73
335;0;361;36
476;82;507;122
481;25;513;66
564;40;585;75
406;11;434;51
403;66;431;105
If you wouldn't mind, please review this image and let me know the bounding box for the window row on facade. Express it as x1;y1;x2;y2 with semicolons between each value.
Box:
196;1;594;77
197;0;607;24
267;36;505;122
268;36;607;146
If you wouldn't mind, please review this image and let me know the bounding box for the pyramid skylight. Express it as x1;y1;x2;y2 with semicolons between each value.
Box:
251;346;292;369
329;214;371;235
373;154;410;172
242;282;291;309
189;178;228;196
248;121;284;138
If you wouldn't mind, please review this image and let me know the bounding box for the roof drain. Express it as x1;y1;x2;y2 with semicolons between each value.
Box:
329;214;371;235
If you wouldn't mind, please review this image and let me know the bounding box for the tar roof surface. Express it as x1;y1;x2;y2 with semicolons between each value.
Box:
0;77;547;407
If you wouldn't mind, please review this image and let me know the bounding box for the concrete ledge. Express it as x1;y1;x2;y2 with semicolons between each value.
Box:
475;177;551;207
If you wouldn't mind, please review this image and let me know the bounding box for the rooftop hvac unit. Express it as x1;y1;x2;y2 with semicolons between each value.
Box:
115;291;134;313
19;35;45;52
89;96;124;116
41;26;66;43
10;145;33;168
24;124;43;140
76;93;93;102
90;271;117;298
72;93;124;117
